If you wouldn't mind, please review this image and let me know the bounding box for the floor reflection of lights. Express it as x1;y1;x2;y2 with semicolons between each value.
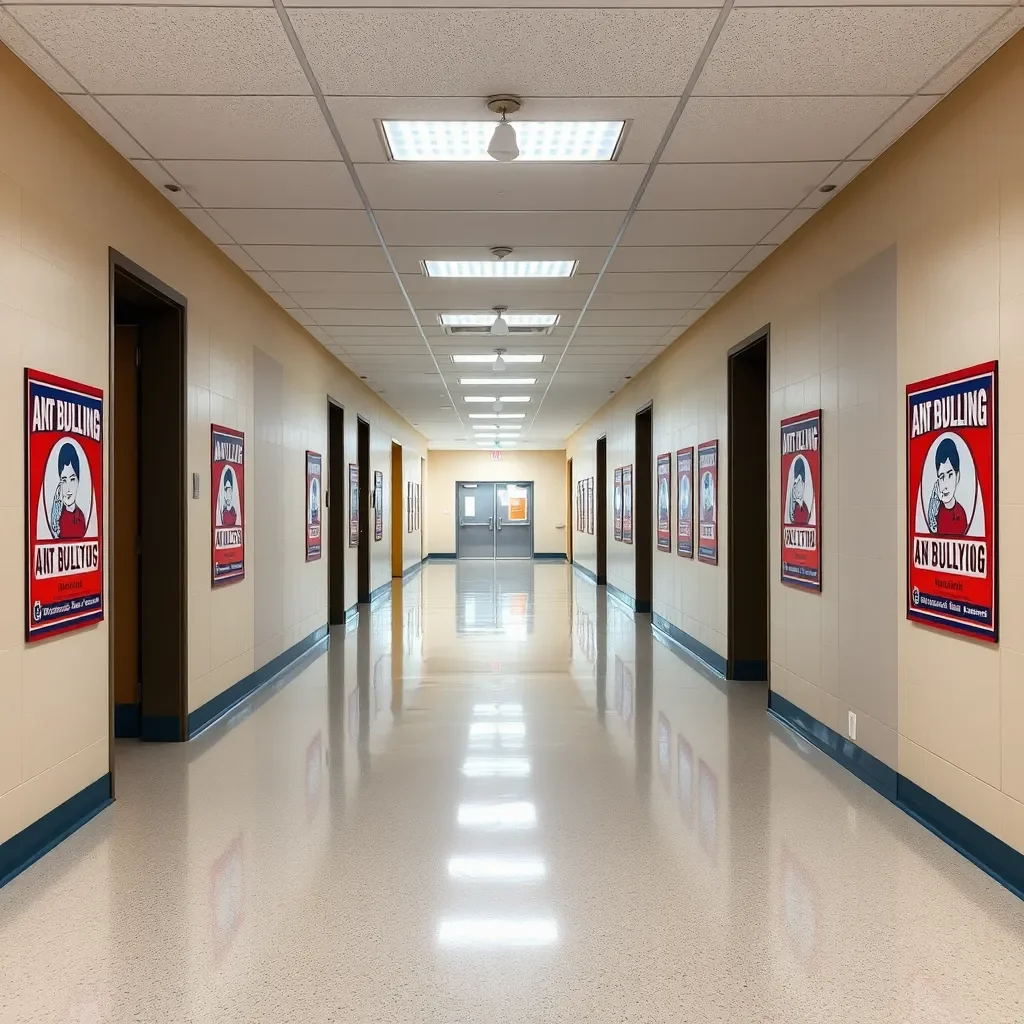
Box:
447;855;547;881
437;919;559;948
472;703;524;718
461;756;531;777
457;801;537;830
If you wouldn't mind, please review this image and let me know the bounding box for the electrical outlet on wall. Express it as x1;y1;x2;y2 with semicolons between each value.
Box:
848;711;857;742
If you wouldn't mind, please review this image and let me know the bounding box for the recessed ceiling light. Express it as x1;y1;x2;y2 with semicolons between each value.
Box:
424;261;577;279
499;396;531;403
451;354;545;364
458;378;536;386
382;121;625;162
468;412;526;419
441;314;558;328
472;424;499;430
464;396;497;403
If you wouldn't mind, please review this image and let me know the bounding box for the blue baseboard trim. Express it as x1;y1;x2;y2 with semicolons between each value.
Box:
572;561;598;584
114;702;140;738
1;773;112;889
402;557;426;578
606;582;636;612
345;604;359;626
368;581;391;603
768;690;1024;901
652;612;728;677
141;715;181;742
534;552;567;561
427;552;457;561
187;624;330;738
732;658;768;681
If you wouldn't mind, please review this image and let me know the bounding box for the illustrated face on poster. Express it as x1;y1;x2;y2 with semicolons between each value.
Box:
697;440;718;564
212;425;245;585
25;370;104;640
306;451;322;561
622;465;633;544
677;447;693;558
781;411;821;590
907;362;997;641
657;454;671;552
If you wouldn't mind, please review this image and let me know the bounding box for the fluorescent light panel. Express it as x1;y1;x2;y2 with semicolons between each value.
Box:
441;314;558;328
464;396;496;403
468;413;526;419
458;378;537;386
383;120;624;162
424;260;577;279
452;354;544;364
499;396;531;403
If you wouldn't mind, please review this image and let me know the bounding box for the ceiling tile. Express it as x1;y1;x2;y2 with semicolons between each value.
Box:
243;245;390;272
923;8;1024;94
799;160;870;208
219;244;261;272
11;7;309;95
588;292;704;310
101;96;338;160
695;7;1000;96
733;244;777;272
180;207;232;244
293;8;717;96
358;163;645;212
0;9;83;93
312;310;417;327
623;209;787;246
848;95;940;160
580;311;684;327
290;291;407;310
608;245;753;273
204;209;376;245
762;208;816;245
63;95;147;158
153;160;360;210
600;271;724;292
665;96;904;163
375;211;623;248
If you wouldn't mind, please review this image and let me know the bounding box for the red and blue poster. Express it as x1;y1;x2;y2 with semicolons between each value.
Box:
622;465;633;544
677;447;693;558
907;361;997;641
306;450;322;561
349;464;360;547
657;453;671;552
25;369;104;641
781;410;821;590
212;424;245;586
613;468;623;541
697;440;718;564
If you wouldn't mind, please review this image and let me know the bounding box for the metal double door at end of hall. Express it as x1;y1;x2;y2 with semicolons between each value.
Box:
456;481;534;559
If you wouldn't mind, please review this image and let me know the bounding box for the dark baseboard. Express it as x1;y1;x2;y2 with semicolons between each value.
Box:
606;583;636;613
368;580;391;603
534;552;567;560
651;612;728;677
1;773;112;889
572;561;598;584
636;598;652;614
187;624;330;738
731;658;769;681
114;703;140;738
768;690;1024;902
141;716;181;742
427;552;457;560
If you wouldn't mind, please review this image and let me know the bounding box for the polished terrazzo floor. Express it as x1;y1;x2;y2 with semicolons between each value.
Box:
1;561;1023;1022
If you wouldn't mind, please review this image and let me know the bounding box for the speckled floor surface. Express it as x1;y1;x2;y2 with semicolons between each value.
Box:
1;561;1022;1023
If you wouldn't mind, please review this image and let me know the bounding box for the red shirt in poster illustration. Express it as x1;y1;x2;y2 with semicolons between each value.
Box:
212;425;245;585
907;361;997;641
781;410;821;590
25;369;104;641
697;440;718;564
677;447;693;558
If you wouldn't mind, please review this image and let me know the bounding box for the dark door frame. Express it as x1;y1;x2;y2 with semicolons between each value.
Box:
634;404;654;613
566;457;573;565
596;435;608;585
357;416;371;603
108;249;188;763
727;324;771;682
328;398;346;624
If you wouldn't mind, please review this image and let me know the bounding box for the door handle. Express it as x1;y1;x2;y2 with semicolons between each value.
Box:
497;517;503;530
488;516;494;531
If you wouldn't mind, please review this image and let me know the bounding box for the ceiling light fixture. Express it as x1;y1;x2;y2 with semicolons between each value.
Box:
464;396;497;403
490;306;510;337
472;424;499;430
486;95;522;162
493;348;506;372
492;401;503;412
424;260;577;279
452;354;544;365
468;413;526;419
458;378;536;386
499;396;531;403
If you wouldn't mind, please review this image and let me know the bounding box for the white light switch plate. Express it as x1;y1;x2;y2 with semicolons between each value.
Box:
848;711;857;742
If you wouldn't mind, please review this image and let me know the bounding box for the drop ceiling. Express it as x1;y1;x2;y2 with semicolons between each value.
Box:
2;0;1021;449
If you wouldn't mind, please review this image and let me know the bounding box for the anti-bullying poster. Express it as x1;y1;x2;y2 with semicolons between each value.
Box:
907;361;997;641
781;411;821;590
349;464;360;547
306;451;322;561
212;425;245;586
677;447;693;558
587;477;594;535
657;453;671;552
25;369;104;641
622;465;633;544
614;468;623;541
374;470;383;541
697;440;718;564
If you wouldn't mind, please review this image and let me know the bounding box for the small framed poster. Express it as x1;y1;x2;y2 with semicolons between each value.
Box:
306;450;322;561
697;440;718;564
614;468;623;541
212;424;245;585
373;469;383;541
348;463;359;547
25;369;105;640
407;481;413;533
588;477;595;536
907;361;997;641
415;482;421;531
657;453;671;552
622;465;633;544
576;481;582;532
677;447;694;558
781;411;821;590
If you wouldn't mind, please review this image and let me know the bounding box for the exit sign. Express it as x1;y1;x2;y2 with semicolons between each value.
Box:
491;450;502;460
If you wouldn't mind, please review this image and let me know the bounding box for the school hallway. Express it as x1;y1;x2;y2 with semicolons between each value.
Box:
1;562;1021;1023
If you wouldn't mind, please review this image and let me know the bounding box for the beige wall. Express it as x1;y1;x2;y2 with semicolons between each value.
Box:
426;449;567;555
0;45;426;846
568;34;1024;855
